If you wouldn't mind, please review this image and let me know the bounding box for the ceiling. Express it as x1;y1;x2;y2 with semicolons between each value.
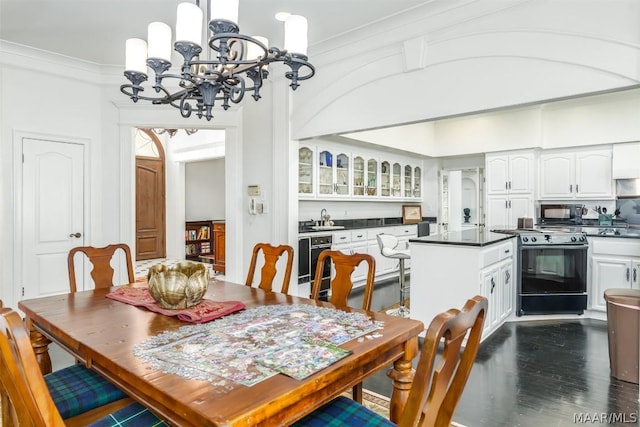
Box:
0;0;429;66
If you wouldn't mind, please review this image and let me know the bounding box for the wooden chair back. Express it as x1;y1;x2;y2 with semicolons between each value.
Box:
245;243;294;294
310;250;376;310
67;244;135;292
398;295;488;427
0;307;66;426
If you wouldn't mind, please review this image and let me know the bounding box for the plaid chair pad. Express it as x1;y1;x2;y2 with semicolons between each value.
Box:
293;396;396;427
89;402;168;426
44;363;127;419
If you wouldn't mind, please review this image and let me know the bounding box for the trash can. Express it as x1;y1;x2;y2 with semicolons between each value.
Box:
604;289;640;384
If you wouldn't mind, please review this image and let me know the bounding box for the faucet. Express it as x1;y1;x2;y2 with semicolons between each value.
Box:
320;208;327;226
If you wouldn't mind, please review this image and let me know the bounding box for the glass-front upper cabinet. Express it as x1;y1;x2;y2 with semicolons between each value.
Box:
298;146;314;197
316;149;350;198
414;166;422;198
335;153;350;196
381;161;391;197
366;158;378;196
318;150;334;195
404;165;412;198
392;162;401;197
353;156;365;196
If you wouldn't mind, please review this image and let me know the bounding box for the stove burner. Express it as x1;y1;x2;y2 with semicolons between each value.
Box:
491;228;588;245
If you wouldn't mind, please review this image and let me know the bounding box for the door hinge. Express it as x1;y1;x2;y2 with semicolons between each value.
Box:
22;287;25;297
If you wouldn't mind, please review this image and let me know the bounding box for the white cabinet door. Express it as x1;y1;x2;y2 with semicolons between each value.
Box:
591;256;631;311
480;267;500;334
500;260;514;320
575;149;613;198
486;194;533;229
486;196;510;229
486;151;534;195
633;259;640;290
351;243;370;283
508;152;535;193
539;147;613;200
486;155;509;194
298;145;315;197
539;152;574;199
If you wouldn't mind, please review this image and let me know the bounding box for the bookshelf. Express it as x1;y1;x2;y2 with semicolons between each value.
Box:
185;221;214;261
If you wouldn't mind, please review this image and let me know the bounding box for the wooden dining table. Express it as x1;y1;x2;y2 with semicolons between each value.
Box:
18;279;424;427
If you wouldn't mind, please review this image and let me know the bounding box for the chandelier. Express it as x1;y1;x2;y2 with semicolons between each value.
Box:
120;0;315;121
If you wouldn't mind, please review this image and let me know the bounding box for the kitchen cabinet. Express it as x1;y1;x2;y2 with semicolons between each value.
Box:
411;237;515;341
317;149;350;198
331;225;416;287
486;194;533;229
298;145;314;196
485;150;534;229
299;141;423;201
380;161;403;199
486;150;535;195
589;237;640;311
612;142;640;179
539;147;613;199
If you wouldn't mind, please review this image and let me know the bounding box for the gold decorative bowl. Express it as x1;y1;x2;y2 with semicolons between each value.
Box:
147;262;209;309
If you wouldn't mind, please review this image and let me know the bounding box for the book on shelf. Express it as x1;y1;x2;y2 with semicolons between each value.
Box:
200;242;211;254
186;244;197;256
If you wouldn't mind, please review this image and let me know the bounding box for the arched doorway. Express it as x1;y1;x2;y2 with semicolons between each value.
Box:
135;129;166;260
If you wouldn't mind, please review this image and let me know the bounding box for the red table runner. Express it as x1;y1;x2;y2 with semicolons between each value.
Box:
106;286;245;323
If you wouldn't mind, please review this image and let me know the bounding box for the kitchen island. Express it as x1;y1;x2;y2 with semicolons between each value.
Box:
409;228;516;340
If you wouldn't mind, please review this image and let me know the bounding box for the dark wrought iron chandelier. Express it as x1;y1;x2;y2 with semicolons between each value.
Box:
120;0;315;121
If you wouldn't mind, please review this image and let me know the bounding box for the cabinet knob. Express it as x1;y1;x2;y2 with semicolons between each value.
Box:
626;268;630;281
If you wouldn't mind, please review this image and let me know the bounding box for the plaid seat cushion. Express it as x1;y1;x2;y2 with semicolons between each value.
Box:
89;402;168;426
44;363;128;419
293;396;396;427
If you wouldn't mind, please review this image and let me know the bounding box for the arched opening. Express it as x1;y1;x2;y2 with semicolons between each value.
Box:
135;128;166;260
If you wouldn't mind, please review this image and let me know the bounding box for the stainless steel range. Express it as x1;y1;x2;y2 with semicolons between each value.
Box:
492;228;589;316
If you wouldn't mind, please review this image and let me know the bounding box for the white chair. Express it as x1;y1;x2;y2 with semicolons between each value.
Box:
376;233;411;316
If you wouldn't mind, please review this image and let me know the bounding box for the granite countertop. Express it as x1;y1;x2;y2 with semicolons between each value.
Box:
298;216;437;234
409;228;515;247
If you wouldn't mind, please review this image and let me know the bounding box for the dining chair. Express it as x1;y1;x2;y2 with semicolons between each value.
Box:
0;307;167;427
310;250;376;403
310;250;376;311
245;243;294;294
293;295;488;427
67;243;135;292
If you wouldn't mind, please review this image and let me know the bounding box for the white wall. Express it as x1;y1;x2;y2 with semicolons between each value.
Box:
185;159;226;221
294;0;640;142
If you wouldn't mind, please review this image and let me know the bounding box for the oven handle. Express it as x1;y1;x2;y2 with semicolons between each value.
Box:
311;243;332;250
520;245;588;251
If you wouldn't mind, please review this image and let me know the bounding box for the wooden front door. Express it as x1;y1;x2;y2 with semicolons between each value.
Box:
135;129;166;260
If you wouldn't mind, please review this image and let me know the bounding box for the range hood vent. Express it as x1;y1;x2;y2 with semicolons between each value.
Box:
616;179;640;198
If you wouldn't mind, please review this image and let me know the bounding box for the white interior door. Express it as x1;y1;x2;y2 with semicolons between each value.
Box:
21;138;85;300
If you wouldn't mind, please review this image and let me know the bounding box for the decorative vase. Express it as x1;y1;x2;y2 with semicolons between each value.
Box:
147;261;209;309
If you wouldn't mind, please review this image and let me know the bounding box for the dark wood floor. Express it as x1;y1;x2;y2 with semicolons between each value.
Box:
353;278;640;427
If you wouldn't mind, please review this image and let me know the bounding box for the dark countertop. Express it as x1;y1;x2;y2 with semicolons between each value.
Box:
298;216;437;233
409;228;515;247
508;224;640;239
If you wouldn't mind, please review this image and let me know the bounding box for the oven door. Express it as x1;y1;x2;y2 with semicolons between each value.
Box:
520;245;588;294
518;244;588;315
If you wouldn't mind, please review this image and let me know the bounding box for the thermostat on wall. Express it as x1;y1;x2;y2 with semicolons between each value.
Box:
247;185;261;196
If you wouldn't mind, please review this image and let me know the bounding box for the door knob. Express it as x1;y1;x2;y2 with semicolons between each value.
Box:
69;232;82;238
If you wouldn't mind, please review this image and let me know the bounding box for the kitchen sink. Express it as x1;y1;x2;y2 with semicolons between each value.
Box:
311;225;345;230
